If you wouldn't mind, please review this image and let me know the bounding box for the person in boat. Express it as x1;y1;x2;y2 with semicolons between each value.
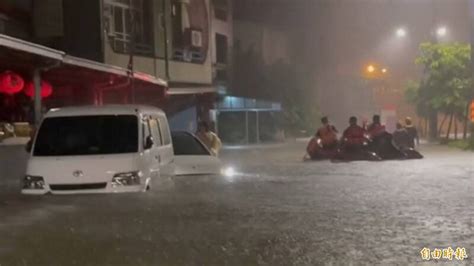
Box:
315;116;338;149
342;116;367;150
404;117;419;149
392;122;411;151
367;115;386;139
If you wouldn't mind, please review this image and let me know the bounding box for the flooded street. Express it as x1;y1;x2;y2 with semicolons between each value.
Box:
0;142;473;265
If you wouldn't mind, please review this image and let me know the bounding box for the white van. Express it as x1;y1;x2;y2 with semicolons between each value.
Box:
22;105;174;195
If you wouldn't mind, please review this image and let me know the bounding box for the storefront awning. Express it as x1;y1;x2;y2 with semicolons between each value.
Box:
0;34;169;124
215;96;282;112
63;56;167;87
0;34;167;87
0;34;64;61
167;86;217;95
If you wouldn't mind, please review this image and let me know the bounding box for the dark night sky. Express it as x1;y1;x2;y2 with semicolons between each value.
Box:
236;0;469;76
234;0;471;126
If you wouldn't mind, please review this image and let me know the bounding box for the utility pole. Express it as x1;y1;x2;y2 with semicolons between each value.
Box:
428;0;439;141
162;0;170;80
33;69;42;126
128;3;137;104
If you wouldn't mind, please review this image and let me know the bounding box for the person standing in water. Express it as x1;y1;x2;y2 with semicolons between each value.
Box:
195;121;222;156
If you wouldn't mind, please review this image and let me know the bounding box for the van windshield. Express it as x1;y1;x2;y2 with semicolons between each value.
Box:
34;115;138;156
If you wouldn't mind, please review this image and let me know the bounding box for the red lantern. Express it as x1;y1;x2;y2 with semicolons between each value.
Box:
0;71;25;95
25;80;53;99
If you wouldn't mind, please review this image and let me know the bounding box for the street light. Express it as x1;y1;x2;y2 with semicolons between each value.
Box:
367;65;376;73
381;68;388;74
396;28;407;38
436;26;448;37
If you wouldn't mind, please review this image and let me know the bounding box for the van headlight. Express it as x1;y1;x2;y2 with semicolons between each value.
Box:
23;175;45;189
111;171;142;187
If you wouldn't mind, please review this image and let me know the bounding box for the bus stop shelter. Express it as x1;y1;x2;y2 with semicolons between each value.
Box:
212;96;282;144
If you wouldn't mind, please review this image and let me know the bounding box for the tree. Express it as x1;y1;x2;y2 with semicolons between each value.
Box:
404;80;430;136
407;43;473;140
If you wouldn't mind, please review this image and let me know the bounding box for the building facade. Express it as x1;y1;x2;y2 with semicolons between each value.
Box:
0;0;232;130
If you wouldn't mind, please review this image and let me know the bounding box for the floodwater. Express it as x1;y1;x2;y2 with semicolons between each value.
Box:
0;142;473;265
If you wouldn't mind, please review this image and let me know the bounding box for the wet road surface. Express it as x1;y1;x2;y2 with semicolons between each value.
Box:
0;142;473;265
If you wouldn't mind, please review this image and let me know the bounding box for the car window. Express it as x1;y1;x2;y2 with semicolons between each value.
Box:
149;118;163;146
142;118;151;149
171;132;211;155
158;116;172;145
34;115;138;156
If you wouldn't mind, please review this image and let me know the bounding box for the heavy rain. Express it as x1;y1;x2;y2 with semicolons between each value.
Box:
0;0;473;265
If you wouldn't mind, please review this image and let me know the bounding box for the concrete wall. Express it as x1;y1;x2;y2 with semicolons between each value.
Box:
103;48;213;84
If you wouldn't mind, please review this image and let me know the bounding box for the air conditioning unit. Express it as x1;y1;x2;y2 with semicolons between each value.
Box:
191;29;202;48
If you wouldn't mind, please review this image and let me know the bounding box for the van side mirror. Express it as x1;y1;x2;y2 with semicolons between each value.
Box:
25;140;32;153
144;136;154;150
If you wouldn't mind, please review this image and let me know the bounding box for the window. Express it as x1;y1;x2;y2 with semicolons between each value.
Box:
171;132;210;155
34;116;138;156
105;0;153;55
170;0;208;64
158;117;172;145
215;33;228;64
149;118;163;146
142;118;151;149
171;1;184;48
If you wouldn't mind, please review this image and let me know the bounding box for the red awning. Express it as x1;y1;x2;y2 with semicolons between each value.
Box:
0;34;167;90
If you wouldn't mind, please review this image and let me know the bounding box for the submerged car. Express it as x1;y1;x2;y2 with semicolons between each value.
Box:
171;131;222;176
22;105;175;195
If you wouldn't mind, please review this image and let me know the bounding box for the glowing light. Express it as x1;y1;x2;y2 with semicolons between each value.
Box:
396;28;407;38
223;167;235;177
25;80;53;99
436;26;447;37
381;68;388;74
367;65;376;73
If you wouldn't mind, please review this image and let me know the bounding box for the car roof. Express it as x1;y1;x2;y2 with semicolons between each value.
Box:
44;105;166;118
